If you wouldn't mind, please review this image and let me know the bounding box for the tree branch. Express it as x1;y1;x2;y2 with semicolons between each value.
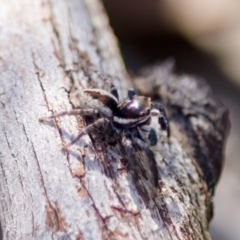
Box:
0;1;229;240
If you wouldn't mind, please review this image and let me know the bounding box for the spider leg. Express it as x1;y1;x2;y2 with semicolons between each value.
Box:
39;109;99;122
63;118;109;149
151;101;170;137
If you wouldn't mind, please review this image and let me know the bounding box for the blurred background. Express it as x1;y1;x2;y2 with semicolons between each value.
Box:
103;1;240;239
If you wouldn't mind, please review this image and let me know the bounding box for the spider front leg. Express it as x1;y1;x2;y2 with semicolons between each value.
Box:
39;108;109;148
39;108;99;122
63;118;109;149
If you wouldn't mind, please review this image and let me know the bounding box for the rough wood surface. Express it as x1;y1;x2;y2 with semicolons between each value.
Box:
0;0;229;240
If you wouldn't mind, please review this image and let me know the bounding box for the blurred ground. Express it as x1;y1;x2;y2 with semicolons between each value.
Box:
103;1;240;239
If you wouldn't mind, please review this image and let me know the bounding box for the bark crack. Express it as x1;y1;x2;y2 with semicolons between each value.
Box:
46;0;64;65
81;179;115;240
32;52;50;110
32;51;71;149
30;140;66;233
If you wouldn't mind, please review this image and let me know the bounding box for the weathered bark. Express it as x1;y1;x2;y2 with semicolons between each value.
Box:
0;0;229;240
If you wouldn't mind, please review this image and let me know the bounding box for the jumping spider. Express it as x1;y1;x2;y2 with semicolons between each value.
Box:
40;85;169;186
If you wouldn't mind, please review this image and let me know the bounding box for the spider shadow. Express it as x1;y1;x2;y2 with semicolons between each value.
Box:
39;118;90;159
40;117;164;223
119;135;174;228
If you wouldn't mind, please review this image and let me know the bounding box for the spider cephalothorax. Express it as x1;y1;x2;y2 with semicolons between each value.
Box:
40;86;169;186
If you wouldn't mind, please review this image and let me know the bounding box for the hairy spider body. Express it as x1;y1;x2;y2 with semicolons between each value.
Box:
40;86;169;186
82;88;169;141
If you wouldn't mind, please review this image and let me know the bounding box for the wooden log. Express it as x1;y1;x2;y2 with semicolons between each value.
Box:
0;0;229;239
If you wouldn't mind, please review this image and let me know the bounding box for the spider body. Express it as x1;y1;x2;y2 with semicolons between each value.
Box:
40;86;169;186
82;88;169;144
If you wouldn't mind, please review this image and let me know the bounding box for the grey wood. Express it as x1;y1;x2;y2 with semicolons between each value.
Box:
0;0;229;240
